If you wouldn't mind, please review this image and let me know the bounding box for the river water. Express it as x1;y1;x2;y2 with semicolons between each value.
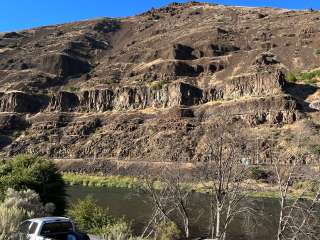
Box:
67;186;280;240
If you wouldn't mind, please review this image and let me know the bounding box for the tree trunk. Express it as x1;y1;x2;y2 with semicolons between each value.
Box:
215;204;221;239
210;200;215;239
277;196;285;240
185;218;190;239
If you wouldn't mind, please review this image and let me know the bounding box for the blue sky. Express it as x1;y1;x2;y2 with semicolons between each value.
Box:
0;0;319;32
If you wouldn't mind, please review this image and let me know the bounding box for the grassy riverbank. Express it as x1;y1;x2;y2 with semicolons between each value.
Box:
63;173;143;189
63;173;281;198
63;173;318;199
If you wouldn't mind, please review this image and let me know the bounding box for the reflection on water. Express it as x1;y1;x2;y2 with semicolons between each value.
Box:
67;186;280;240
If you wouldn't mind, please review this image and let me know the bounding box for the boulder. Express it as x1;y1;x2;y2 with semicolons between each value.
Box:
39;53;91;77
93;19;120;33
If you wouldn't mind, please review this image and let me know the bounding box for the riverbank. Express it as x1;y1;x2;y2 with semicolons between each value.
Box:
63;173;318;199
63;173;284;198
63;173;142;189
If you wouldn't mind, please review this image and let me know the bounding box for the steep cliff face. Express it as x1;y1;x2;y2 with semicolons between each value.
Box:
0;73;285;113
196;95;298;126
225;70;286;98
48;91;79;112
45;83;199;112
0;2;320;163
0;91;47;113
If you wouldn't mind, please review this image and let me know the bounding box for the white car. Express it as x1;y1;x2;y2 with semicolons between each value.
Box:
18;217;88;240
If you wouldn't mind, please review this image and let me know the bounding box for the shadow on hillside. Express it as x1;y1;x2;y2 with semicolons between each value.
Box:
284;82;319;113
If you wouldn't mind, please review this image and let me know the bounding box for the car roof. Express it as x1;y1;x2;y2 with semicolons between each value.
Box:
27;217;72;224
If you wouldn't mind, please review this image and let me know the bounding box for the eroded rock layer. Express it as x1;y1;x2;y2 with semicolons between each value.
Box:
1;2;320;163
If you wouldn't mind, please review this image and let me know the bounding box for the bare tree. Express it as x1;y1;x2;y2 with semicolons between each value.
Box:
198;121;254;240
142;163;194;239
271;140;320;240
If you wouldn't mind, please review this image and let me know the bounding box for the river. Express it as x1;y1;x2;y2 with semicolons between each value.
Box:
67;185;280;240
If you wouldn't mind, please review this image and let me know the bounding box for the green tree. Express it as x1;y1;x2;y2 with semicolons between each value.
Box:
0;155;66;215
67;196;113;233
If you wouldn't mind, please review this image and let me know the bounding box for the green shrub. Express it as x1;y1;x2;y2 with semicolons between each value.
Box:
298;70;320;83
67;196;113;233
3;188;55;218
0;155;66;215
68;197;146;239
286;72;297;83
0;188;53;239
97;220;132;240
97;220;147;240
286;69;320;85
155;221;181;240
0;204;25;239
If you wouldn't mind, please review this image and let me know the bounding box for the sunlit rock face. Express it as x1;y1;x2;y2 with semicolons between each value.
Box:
0;2;319;164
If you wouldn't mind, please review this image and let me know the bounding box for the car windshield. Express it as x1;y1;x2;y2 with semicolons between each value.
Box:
40;221;73;235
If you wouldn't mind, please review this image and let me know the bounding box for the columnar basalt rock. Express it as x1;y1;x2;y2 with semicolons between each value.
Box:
0;91;47;113
167;82;203;106
0;74;294;115
45;82;205;113
195;95;298;126
79;89;114;112
113;86;148;110
48;91;79;112
225;70;286;98
202;87;224;102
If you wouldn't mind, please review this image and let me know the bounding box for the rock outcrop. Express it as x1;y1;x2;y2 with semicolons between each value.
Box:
0;91;47;113
225;69;286;98
0;3;319;163
196;95;298;126
82;82;201;111
39;53;91;77
79;89;114;112
48;91;79;112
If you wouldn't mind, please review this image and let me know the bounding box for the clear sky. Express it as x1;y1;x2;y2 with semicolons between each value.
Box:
0;0;319;32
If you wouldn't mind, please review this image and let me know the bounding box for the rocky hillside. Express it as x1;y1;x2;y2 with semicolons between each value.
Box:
1;2;320;165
